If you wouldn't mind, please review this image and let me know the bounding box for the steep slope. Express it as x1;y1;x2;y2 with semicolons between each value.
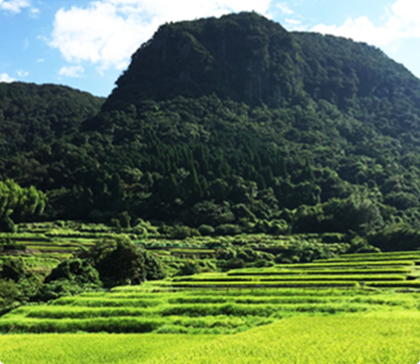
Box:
2;13;420;243
104;12;303;110
80;13;420;235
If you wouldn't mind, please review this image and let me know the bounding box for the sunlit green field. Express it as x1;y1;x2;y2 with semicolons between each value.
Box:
2;249;420;363
0;333;218;364
149;316;420;364
1;316;420;363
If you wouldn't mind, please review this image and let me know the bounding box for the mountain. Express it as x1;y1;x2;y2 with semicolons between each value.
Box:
2;12;420;241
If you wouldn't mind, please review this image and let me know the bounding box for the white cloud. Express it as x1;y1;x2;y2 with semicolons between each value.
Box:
30;6;39;15
0;73;16;83
17;69;29;77
58;65;85;78
0;0;29;13
285;18;306;31
0;0;37;14
311;0;420;47
49;0;273;73
277;2;293;15
286;18;300;25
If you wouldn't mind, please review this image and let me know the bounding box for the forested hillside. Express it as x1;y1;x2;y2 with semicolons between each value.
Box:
2;12;420;246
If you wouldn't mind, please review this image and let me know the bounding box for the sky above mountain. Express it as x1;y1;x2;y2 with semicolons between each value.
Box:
1;0;419;97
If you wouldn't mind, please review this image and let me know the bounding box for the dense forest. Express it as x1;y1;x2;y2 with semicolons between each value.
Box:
2;12;420;246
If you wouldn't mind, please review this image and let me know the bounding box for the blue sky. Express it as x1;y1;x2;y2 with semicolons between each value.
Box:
1;0;419;97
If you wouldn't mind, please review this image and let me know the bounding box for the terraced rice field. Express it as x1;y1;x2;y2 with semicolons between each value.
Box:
2;286;420;334
1;237;97;273
173;250;420;289
1;249;420;363
1;250;420;334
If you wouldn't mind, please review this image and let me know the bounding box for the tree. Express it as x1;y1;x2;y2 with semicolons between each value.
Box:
79;236;165;287
0;179;47;232
1;257;27;282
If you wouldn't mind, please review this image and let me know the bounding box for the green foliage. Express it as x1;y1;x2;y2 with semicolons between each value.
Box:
197;224;215;236
368;223;420;251
1;257;27;282
44;259;101;286
0;180;47;232
0;238;26;252
161;225;201;239
3;13;420;244
214;224;242;236
177;260;200;276
0;279;20;314
79;237;165;287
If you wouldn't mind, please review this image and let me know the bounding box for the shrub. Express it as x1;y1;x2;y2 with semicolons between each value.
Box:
198;224;215;236
44;259;101;286
161;225;200;239
224;258;246;270
80;237;165;287
1;258;27;282
215;224;242;236
178;260;200;276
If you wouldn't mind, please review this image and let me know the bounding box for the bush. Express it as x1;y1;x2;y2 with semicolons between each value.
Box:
198;224;215;236
254;259;274;268
224;258;246;270
44;259;101;286
178;260;200;276
161;225;200;239
1;258;27;282
79;236;165;287
215;224;242;236
367;223;420;251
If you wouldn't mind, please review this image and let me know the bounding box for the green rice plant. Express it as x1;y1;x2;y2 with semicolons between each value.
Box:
227;267;413;275
315;255;420;263
341;250;420;258
8;306;156;319
0;333;217;364
171;280;359;288
183;274;407;282
277;260;416;268
0;316;167;333
158;303;281;317
25;245;77;252
367;281;420;288
145;316;420;364
50;297;165;308
168;296;231;304
256;274;407;281
228;262;416;276
174;275;253;282
169;249;215;254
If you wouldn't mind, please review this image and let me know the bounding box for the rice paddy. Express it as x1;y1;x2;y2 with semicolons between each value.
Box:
1;316;420;363
1;236;420;363
2;249;420;334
